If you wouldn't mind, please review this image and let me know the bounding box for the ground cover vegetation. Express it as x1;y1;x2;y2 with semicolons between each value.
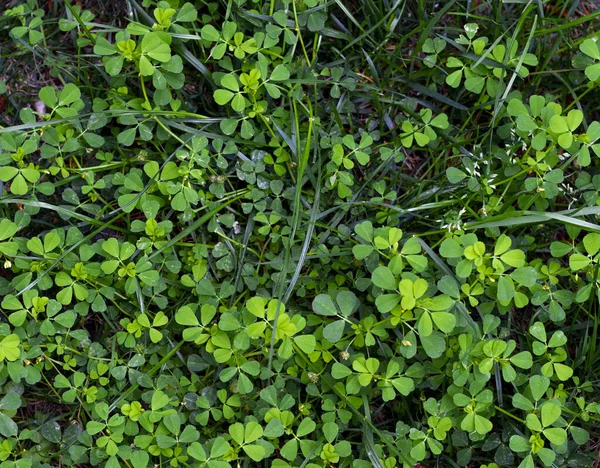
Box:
0;0;600;466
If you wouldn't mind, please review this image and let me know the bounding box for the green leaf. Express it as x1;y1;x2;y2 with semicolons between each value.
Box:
117;128;137;146
529;375;550;401
372;266;397;290
280;438;297;461
0;413;17;438
58;83;81;106
102;238;120;258
105;55;124;76
221;74;239;92
264;419;285;438
201;24;220;42
474;414;493;434
353;244;373;259
510;267;537;287
142;32;171;62
94;36;116;55
569;253;590;270
553;362;573;381
177;3;198;22
323;422;339;443
580;39;600;60
512;393;534;411
331;363;352;379
543;427;567;445
510;351;532;369
446;69;463;88
420;332;445;358
497;276;515;302
418;311;433;336
296;417;316;437
570;426;589;445
151;390;170;410
507;98;528;116
293;335;316;353
323;320;345;342
229;423;244;445
509;435;530;453
10;173;28;195
0;335;20;362
213;89;234;105
526;413;542;432
494;234;512;255
500;249;525;267
355;221;373;241
541;402;561;427
431;312;455;334
336;291;358;317
139;55;155;76
585;63;600;82
583;232;600;255
446;167;467;183
270;64;290;81
549;115;568;134
244;421;263;443
210;437;231;458
439;238;462;258
39;86;57;108
312;294;337;316
375;293;400;313
392;376;414;396
131;451;150;468
86;421;106;435
188;442;207;461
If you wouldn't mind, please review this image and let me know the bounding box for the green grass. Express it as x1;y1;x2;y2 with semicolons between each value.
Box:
1;0;600;467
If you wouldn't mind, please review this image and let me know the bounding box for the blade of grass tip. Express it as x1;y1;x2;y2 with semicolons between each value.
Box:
403;80;469;111
64;0;96;45
493;360;504;407
550;71;588;130
284;138;321;303
135;280;146;315
361;395;386;468
493;7;537;121
317;198;458;222
230;216;255;307
0;199;103;226
215;228;238;270
465;208;600;232
266;98;313;375
470;32;509;70
271;119;297;158
332;0;366;34
534;7;600;36
440;455;462;468
340;0;405;53
297;446;318;468
362;49;380;87
173;44;214;85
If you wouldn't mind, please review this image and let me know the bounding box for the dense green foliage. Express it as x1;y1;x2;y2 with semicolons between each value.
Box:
1;0;600;467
